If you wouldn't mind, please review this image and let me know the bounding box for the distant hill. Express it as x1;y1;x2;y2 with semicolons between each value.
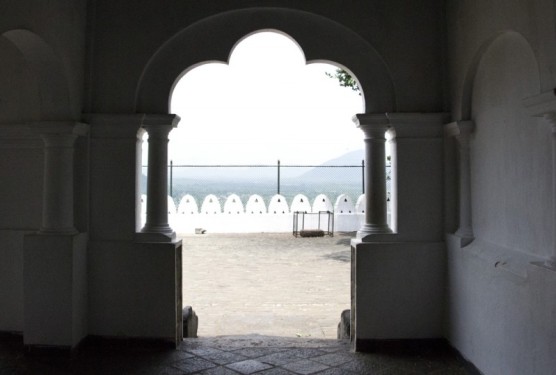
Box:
141;149;365;186
321;149;364;166
297;149;364;183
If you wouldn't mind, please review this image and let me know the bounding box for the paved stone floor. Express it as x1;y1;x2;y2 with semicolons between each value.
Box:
0;334;475;374
181;233;352;338
0;233;477;374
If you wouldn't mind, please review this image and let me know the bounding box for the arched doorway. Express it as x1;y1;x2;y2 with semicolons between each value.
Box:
159;30;366;337
135;7;397;344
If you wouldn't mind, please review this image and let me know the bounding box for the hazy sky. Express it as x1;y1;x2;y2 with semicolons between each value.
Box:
147;31;365;166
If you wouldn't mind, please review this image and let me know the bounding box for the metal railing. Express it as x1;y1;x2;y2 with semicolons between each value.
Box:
162;160;365;197
141;160;394;206
142;160;365;199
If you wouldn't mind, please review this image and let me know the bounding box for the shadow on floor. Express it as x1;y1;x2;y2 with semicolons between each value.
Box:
0;333;477;374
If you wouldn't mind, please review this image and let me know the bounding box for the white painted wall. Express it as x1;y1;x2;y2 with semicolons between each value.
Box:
0;0;88;335
0;231;25;331
148;193;367;233
0;2;553;371
445;0;556;373
471;33;550;259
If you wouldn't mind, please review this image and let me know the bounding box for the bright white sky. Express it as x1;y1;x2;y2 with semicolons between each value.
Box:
156;31;364;165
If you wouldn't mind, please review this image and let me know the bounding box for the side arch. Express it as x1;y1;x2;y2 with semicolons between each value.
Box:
135;7;396;114
0;29;73;121
459;31;541;120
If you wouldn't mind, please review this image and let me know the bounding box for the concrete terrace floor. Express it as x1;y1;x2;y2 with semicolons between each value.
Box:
180;232;353;338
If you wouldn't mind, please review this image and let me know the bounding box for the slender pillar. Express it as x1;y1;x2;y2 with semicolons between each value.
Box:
24;122;88;349
139;114;180;242
446;121;475;246
353;114;392;239
36;122;87;234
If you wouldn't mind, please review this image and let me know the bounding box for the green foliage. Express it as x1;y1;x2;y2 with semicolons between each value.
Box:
325;68;361;95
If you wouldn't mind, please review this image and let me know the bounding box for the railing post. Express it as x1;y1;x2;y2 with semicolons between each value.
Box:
361;159;365;194
169;160;173;198
277;159;281;195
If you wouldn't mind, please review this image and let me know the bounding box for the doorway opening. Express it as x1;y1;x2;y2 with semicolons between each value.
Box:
141;30;384;338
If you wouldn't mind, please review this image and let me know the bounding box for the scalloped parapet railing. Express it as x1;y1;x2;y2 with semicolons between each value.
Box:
141;193;391;234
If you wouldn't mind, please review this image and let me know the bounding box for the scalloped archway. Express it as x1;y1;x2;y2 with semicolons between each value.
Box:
135;7;396;114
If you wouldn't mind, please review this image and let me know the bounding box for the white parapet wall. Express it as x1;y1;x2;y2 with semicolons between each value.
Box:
141;193;390;234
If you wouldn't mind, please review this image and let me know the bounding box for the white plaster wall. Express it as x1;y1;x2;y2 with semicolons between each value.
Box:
0;0;88;336
352;241;445;342
152;194;363;234
471;33;550;258
89;0;444;113
88;241;180;341
446;236;556;375
445;1;556;373
0;143;43;230
0;133;43;333
0;231;25;331
0;0;88;121
23;233;88;347
0;40;40;123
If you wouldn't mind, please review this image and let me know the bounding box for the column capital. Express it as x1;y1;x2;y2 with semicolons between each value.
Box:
353;113;390;138
84;113;145;139
29;121;88;137
444;120;475;138
387;112;449;138
523;90;556;131
523;90;556;117
143;114;180;129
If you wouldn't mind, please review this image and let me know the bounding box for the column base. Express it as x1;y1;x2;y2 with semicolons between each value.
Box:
454;228;474;247
23;232;88;348
351;241;445;345
357;224;393;241
39;227;78;235
136;230;176;243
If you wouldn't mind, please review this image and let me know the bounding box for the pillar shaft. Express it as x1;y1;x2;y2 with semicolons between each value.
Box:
139;115;180;242
354;114;392;238
34;123;87;234
453;121;474;245
41;134;77;233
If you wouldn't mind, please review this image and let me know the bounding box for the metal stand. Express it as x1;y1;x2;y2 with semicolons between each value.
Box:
293;211;334;237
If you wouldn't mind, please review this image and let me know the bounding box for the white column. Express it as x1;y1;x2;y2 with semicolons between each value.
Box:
353;114;392;239
35;122;87;234
139;114;180;242
446;121;475;246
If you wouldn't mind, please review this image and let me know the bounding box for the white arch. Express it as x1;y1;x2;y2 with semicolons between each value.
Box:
135;8;395;114
201;194;222;214
177;194;199;215
268;194;289;214
245;194;267;214
334;194;355;214
290;194;312;213
312;194;333;213
1;29;73;121
223;194;244;214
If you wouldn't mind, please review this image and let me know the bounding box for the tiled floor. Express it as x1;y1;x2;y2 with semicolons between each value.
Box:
0;334;476;374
